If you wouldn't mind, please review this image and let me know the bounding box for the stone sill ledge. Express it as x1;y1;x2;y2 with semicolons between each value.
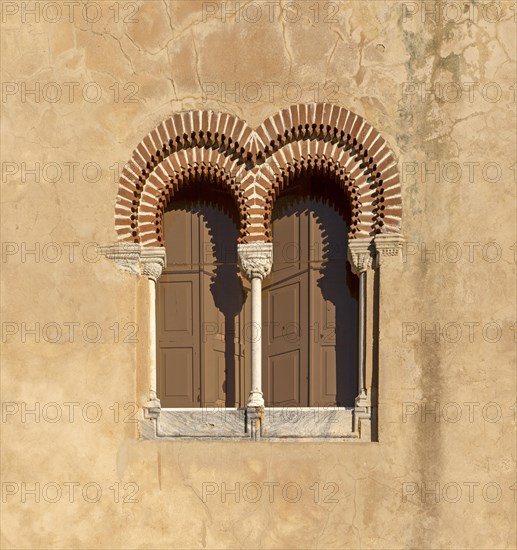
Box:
139;407;370;440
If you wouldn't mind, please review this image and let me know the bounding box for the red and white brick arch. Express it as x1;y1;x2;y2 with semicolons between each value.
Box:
115;103;402;247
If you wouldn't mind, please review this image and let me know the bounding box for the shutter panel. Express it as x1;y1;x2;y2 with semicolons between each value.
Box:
157;203;201;407
157;201;247;408
263;200;309;406
264;196;359;407
308;204;359;407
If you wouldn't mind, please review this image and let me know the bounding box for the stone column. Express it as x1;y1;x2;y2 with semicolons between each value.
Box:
237;243;273;438
140;247;167;418
347;238;374;436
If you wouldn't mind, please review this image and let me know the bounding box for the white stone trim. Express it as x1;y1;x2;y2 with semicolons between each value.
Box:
139;407;357;440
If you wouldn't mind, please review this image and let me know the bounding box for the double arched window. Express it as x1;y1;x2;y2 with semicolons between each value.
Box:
157;177;359;410
105;104;404;440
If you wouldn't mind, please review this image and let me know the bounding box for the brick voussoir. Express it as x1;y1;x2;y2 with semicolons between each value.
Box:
115;203;132;215
156;123;168;148
116;106;402;248
379;164;398;181
288;104;301;131
136;141;152;164
143;134;157;157
244;233;269;243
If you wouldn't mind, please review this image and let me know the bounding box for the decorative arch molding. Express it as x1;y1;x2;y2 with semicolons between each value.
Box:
137;152;246;246
115;103;402;247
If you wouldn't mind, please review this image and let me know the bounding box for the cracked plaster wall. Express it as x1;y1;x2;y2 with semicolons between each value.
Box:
1;1;516;548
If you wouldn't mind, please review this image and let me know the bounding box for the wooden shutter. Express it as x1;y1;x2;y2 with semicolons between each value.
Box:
264;197;358;407
308;205;358;407
157;201;248;408
263;201;310;407
157;208;200;407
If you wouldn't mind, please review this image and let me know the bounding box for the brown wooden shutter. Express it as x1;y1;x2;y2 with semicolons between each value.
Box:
157;207;201;407
263;201;310;407
263;196;359;407
157;201;248;408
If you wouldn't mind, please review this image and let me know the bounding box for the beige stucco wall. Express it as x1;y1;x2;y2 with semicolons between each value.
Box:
1;1;516;548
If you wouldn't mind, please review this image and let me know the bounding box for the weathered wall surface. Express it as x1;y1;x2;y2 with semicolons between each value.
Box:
1;1;516;548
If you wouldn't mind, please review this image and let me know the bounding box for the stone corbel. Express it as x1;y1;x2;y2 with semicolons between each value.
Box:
237;242;274;280
347;238;375;274
98;243;142;275
98;243;167;282
374;233;405;267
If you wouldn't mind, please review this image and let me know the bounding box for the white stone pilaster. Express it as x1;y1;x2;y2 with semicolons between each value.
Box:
347;238;374;435
100;243;166;417
139;248;166;416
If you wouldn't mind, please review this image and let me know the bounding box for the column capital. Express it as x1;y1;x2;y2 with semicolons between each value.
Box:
347;238;375;275
140;247;167;282
237;242;273;280
374;233;405;266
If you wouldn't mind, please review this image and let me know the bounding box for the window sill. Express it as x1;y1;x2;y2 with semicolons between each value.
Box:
138;406;370;440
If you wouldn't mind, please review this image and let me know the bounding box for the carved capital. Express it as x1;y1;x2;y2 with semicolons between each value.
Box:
347;238;374;274
237;243;273;280
374;234;405;266
98;243;142;275
140;247;167;282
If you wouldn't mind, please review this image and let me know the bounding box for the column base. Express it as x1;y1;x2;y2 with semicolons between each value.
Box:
246;406;265;440
353;391;371;438
247;390;265;408
144;390;161;419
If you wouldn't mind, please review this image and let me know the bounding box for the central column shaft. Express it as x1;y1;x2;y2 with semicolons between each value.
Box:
248;276;264;407
149;278;157;398
357;270;367;399
236;242;273;411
